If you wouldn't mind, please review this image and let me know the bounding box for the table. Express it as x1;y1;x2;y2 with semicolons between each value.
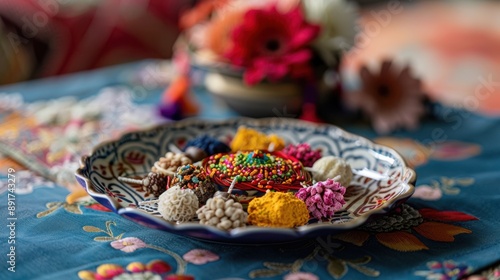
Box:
0;59;499;280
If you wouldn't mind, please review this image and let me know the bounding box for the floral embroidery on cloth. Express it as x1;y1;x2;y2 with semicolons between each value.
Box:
413;177;474;201
36;189;111;218
78;260;173;280
334;204;477;252
250;236;379;279
82;221;219;279
414;260;472;280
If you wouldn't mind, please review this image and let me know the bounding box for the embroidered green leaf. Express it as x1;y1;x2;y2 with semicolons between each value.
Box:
46;202;64;208
456;178;474;185
105;221;117;236
346;256;371;265
442;187;460;195
263;262;293;271
94;236;116;242
36;205;62;218
83;226;103;233
249;269;283;279
64;203;83;215
327;258;347;279
348;262;380;277
291;260;304;272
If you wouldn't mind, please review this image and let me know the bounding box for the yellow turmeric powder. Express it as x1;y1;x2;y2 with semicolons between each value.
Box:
230;126;285;152
247;191;309;228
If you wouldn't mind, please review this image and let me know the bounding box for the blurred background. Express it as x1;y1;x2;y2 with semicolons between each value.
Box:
0;0;499;114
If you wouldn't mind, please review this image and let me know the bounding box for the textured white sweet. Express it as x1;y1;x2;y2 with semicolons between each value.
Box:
157;186;199;222
312;156;353;187
197;197;247;230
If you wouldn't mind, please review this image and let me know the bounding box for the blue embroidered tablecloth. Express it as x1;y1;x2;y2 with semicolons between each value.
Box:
0;60;499;280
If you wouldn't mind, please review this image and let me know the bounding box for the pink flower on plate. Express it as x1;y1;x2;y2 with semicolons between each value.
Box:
296;178;346;220
111;237;147;253
182;249;220;265
345;60;427;134
224;4;320;85
284;272;319;280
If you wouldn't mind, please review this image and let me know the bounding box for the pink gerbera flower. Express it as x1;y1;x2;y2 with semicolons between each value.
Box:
224;4;320;85
345;60;427;134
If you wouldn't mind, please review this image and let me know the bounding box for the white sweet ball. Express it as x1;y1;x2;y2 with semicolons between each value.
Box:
311;156;353;187
157;186;199;222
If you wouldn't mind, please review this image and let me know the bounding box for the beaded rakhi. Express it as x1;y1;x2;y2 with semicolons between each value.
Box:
202;150;311;192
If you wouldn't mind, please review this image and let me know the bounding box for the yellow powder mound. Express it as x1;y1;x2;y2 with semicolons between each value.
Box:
247;191;309;228
230;126;285;152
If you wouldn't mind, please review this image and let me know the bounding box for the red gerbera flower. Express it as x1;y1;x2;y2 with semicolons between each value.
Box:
224;5;320;85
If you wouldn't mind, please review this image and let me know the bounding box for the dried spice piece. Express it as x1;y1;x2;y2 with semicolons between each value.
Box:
152;152;192;175
157;186;199;222
196;197;247;230
230;126;285;152
247;191;309;228
118;172;170;197
295;178;346;220
172;164;216;205
282;143;322;167
310;156;352;187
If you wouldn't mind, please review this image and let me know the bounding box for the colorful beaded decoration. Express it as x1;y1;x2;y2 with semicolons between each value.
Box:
202;150;311;192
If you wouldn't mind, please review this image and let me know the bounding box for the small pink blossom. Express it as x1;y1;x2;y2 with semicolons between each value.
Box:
183;249;219;265
111;237;147;253
284;272;319;280
413;185;443;201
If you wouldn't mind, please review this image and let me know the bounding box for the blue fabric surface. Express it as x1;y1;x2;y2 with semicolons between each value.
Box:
0;61;499;280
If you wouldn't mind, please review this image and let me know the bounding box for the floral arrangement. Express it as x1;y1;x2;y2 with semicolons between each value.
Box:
179;0;357;85
164;0;431;135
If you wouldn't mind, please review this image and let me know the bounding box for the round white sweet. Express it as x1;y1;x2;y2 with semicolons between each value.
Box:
157;186;199;222
311;156;352;187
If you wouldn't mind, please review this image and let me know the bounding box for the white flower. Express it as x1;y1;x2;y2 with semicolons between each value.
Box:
302;0;358;66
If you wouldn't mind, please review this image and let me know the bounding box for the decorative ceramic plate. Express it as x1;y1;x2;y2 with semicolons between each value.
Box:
75;118;416;243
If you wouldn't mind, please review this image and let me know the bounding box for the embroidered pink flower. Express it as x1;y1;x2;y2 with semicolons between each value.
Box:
111;237;147;253
296;178;346;220
413;185;443;201
182;249;220;265
345;60;427;134
284;272;319;280
224;4;320;85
